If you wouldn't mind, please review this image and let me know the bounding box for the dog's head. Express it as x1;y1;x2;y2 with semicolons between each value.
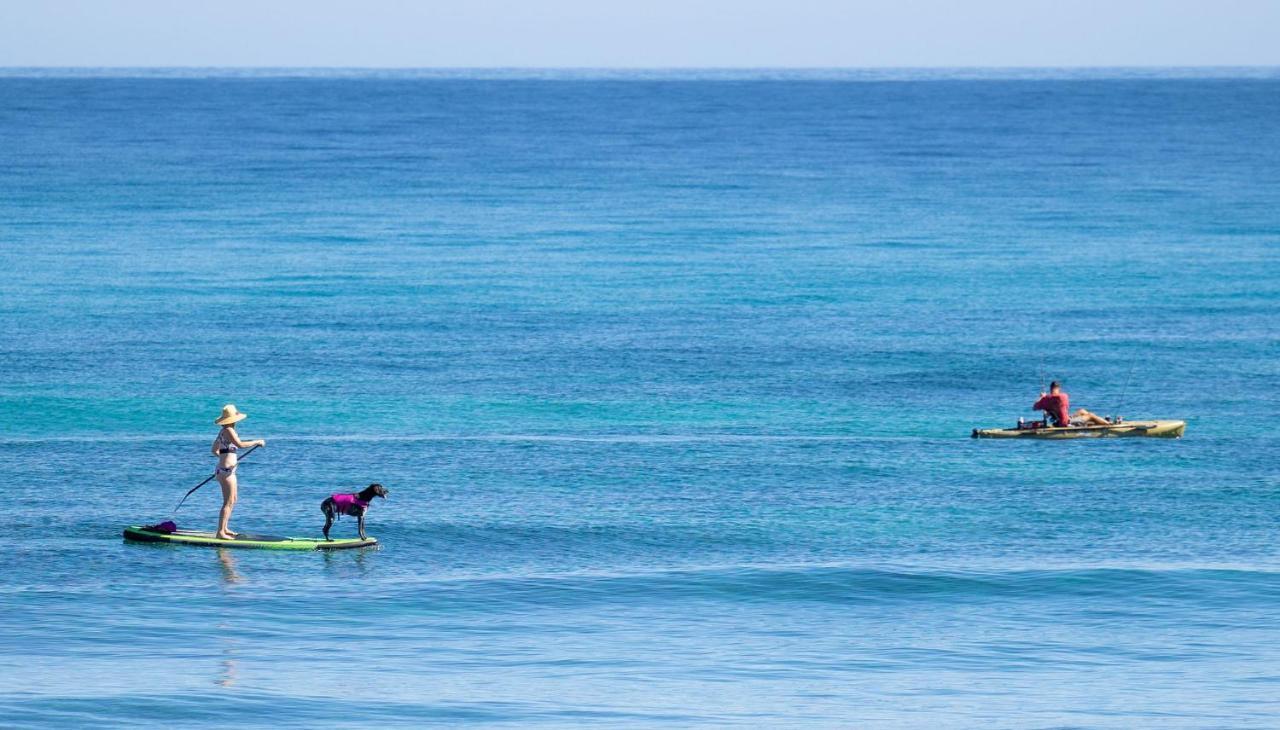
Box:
359;482;389;501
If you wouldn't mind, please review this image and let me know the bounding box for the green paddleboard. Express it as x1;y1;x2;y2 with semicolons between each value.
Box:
123;525;377;550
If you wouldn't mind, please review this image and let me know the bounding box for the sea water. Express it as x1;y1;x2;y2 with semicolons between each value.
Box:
0;69;1278;727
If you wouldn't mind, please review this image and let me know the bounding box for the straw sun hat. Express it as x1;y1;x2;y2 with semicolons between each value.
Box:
215;404;248;426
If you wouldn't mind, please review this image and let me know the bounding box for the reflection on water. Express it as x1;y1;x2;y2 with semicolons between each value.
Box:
322;546;373;576
214;620;239;689
216;653;238;688
215;552;243;687
217;549;243;585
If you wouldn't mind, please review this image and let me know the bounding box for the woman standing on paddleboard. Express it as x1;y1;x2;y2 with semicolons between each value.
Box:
212;405;266;540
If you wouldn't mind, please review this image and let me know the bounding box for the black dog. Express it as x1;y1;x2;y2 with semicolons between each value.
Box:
321;483;388;541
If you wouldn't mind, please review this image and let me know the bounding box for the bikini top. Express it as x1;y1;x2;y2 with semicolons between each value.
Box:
215;429;237;455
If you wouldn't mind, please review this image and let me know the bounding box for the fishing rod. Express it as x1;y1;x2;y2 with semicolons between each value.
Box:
1112;349;1140;419
173;444;260;514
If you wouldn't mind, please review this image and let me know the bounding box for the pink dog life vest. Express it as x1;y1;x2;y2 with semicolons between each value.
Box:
331;493;370;516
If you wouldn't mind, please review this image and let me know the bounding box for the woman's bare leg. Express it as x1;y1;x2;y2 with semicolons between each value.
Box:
216;473;238;539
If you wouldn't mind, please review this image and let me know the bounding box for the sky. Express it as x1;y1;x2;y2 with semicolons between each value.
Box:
1;0;1278;68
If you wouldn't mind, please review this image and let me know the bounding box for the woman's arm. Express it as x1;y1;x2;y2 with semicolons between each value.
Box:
225;427;266;449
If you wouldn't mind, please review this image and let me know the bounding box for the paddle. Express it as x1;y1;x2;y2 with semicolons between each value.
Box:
173;444;261;513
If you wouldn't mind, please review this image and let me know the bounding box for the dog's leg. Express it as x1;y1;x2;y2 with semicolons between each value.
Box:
321;500;335;541
357;513;366;541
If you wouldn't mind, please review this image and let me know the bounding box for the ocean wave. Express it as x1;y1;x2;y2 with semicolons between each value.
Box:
197;564;1280;618
0;690;705;728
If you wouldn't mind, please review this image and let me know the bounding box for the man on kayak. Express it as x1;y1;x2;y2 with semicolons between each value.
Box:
1033;381;1110;427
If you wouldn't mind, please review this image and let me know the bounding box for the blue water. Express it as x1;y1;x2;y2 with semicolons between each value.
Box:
2;69;1278;727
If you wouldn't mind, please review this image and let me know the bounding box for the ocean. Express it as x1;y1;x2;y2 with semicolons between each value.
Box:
1;68;1278;727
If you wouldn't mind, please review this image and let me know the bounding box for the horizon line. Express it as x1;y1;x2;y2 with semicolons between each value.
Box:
3;65;1279;81
4;63;1280;69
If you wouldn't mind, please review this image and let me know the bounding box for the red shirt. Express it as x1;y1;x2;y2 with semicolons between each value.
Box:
1033;393;1070;426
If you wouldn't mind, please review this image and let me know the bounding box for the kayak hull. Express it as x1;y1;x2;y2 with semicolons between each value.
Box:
123;526;377;550
972;420;1186;439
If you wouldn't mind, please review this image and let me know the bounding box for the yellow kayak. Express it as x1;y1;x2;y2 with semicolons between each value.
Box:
972;420;1186;439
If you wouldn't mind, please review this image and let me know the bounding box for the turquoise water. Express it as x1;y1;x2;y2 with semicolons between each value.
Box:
2;69;1278;727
